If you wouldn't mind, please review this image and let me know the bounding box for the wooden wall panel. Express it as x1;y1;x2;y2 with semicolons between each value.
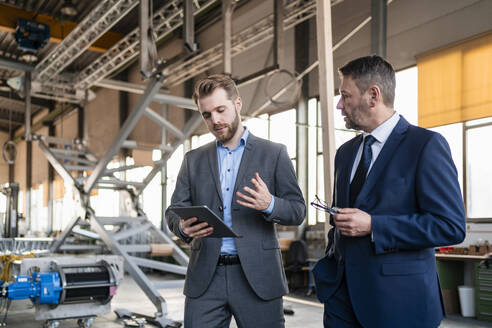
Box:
13;139;26;191
87;88;120;158
54;109;78;140
32;126;49;187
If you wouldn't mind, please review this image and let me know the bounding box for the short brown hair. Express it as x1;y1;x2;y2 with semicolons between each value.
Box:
192;74;239;105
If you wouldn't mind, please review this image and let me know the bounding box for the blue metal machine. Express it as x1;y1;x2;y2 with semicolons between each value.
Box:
3;261;117;306
0;258;121;327
6;272;62;304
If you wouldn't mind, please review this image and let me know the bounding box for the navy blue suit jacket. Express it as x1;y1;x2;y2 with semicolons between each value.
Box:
313;116;465;328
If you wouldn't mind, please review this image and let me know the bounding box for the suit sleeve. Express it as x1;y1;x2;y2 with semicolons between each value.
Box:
165;153;193;243
263;144;306;226
371;133;466;254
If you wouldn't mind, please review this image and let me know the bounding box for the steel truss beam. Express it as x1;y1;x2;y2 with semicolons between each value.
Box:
35;0;139;84
163;0;318;87
36;137;81;189
0;238;52;254
83;73;167;194
140;0;157;79
222;0;234;75
75;0;218;90
144;107;185;140
94;79;197;110
0;57;34;72
24;0;343;103
137;111;202;196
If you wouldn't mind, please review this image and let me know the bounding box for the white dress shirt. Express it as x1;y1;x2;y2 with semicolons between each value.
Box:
350;111;400;182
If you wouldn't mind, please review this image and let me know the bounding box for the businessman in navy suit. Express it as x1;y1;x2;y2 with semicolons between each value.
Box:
313;55;466;328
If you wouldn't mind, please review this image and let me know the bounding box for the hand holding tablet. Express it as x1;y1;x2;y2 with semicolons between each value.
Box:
169;205;240;238
180;216;214;239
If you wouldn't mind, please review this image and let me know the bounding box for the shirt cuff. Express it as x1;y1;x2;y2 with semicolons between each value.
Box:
263;195;275;215
177;221;189;239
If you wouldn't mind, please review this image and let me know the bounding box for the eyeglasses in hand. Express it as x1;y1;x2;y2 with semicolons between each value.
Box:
310;195;339;215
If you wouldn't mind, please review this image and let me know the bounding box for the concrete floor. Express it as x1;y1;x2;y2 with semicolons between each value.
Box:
4;274;492;328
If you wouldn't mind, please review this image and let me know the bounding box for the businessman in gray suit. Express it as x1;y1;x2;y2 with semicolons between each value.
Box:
165;74;305;327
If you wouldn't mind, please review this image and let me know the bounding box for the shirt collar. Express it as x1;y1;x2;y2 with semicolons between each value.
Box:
364;111;400;144
216;126;249;149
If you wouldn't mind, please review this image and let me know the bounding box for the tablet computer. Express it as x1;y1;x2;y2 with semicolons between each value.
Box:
168;205;240;238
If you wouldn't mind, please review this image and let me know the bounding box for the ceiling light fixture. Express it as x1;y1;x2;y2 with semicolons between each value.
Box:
20;53;38;63
60;0;78;17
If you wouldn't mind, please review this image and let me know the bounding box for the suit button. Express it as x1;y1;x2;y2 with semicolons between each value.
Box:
219;206;223;212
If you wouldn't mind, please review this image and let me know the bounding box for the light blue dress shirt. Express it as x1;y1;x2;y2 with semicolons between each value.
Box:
217;127;274;254
178;127;275;252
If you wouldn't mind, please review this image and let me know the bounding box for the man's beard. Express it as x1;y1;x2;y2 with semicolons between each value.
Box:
344;104;365;131
214;111;240;143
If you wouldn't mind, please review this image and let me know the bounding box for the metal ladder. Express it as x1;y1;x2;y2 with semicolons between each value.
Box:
35;72;203;327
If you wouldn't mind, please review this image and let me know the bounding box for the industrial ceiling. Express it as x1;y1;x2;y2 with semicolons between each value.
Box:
0;0;490;134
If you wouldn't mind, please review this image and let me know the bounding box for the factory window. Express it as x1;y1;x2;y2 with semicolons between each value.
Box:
191;133;215;149
429;123;463;197
53;179;77;234
269;109;297;160
165;144;185;210
30;185;48;235
430;117;492;221
245;114;269;140
90;186;120;218
464;118;492;219
140;150;163;228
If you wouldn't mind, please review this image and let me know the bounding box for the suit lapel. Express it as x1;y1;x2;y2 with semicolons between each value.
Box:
206;142;223;204
233;133;256;194
354;117;409;206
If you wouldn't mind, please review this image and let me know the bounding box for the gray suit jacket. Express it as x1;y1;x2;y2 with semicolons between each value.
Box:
166;133;306;300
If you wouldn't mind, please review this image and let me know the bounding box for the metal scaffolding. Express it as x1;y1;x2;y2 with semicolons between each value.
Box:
164;0;316;87
75;0;217;90
34;69;203;327
32;0;319;102
34;0;139;83
1;0;347;103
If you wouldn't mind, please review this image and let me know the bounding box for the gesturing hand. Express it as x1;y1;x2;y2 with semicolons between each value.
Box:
180;217;213;239
236;172;272;211
333;208;372;237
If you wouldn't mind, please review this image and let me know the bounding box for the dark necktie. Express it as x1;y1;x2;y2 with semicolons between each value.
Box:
349;135;376;207
328;135;376;262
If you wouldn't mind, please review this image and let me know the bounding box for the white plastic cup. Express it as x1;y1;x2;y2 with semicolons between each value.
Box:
457;285;476;317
